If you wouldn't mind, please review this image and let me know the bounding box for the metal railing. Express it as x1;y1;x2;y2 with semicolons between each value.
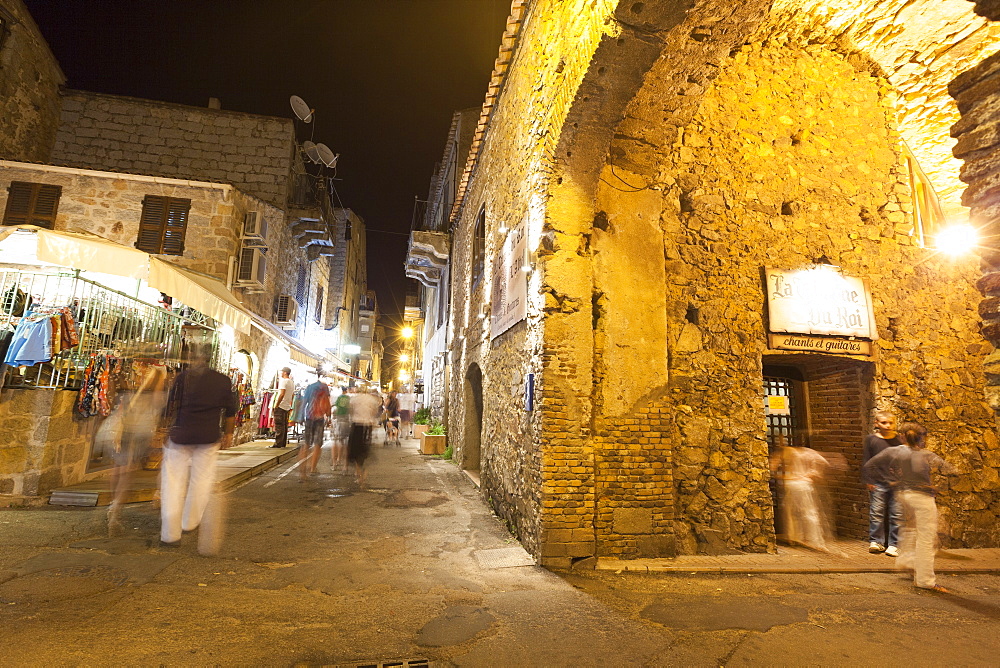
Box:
0;268;192;389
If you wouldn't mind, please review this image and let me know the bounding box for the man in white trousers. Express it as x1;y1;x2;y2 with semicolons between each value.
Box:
159;344;237;554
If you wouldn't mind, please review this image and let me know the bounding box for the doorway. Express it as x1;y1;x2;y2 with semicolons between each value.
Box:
762;355;872;541
463;363;483;473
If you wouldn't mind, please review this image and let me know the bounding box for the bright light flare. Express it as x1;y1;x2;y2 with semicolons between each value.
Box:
400;353;409;362
401;326;414;339
936;225;977;256
398;371;411;381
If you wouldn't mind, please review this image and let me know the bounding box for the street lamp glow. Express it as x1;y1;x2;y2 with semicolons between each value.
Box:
400;353;409;362
398;371;411;381
936;224;977;256
401;326;414;339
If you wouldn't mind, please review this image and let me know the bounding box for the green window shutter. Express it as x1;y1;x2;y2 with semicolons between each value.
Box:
136;195;190;255
3;181;62;229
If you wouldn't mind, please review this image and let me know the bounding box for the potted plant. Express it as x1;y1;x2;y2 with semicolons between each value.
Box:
412;407;431;440
420;420;446;455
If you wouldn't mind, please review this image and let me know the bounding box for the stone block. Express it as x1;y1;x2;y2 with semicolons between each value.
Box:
613;507;652;534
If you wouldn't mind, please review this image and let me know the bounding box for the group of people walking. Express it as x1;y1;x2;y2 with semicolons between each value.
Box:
272;367;418;487
772;409;953;593
106;354;420;555
861;411;954;592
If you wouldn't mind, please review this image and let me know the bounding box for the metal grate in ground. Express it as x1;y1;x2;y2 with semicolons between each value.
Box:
474;546;535;569
339;660;431;668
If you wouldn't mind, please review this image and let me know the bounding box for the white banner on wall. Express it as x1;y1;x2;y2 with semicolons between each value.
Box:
490;215;528;339
765;266;877;340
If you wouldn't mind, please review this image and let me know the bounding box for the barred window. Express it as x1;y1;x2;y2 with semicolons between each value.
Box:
136;196;190;255
3;181;62;229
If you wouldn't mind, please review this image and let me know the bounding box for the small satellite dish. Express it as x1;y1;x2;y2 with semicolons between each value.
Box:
302;140;321;164
315;143;339;168
289;95;314;123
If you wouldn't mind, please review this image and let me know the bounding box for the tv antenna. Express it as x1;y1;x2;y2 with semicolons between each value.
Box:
289;95;314;123
315;143;340;169
302;140;321;164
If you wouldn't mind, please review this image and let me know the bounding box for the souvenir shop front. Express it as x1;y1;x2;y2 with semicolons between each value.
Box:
0;227;263;501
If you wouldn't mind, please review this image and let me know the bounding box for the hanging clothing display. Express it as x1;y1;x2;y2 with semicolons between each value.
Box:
228;369;256;426
2;307;80;368
258;390;274;431
76;354;124;418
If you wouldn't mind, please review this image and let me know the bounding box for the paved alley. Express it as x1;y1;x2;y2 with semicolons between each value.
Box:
3;437;1000;666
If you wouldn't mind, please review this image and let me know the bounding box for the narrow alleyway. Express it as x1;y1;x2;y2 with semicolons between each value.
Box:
2;436;1000;666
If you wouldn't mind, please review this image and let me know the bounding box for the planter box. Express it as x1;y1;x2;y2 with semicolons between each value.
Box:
420;433;446;455
412;424;429;440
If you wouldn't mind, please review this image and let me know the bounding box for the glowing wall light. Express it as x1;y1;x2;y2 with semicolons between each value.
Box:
936;224;977;256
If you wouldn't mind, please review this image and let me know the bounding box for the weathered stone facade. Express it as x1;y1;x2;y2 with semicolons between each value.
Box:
0;389;82;501
52;91;295;209
0;0;64;163
447;0;1000;567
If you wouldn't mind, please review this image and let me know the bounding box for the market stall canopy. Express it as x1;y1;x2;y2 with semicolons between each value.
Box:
244;310;323;368
148;259;250;334
0;226;252;333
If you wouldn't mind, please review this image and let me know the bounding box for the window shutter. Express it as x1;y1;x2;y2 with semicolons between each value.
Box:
161;198;189;255
136;195;190;255
3;182;62;229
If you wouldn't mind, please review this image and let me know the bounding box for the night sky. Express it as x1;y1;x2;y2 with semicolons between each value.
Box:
23;0;511;324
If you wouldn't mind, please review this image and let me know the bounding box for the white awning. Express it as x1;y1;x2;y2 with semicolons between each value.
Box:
36;228;151;279
244;310;323;368
0;226;251;334
148;258;251;334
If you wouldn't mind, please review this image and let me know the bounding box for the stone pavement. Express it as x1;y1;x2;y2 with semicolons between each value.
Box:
4;434;1000;666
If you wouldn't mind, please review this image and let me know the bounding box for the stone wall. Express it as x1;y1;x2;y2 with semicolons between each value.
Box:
0;162;242;280
594;41;997;553
51;91;296;210
0;0;65;162
447;0;1000;565
0;388;89;500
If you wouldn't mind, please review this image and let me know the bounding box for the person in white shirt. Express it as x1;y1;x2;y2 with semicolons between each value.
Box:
271;367;294;448
397;391;416;438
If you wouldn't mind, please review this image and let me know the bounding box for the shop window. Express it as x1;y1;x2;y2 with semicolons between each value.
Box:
471;205;486;288
135;195;190;255
3;181;62;229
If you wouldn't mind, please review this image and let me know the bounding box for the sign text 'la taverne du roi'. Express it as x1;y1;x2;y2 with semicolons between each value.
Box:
765;266;877;355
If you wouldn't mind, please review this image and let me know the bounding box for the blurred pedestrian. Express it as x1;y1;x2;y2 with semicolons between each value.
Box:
862;410;903;555
299;369;331;479
159;344;237;555
271;366;293;448
347;388;381;487
769;437;846;552
107;364;168;535
397;389;416;438
331;386;351;469
384;390;400;446
864;422;954;593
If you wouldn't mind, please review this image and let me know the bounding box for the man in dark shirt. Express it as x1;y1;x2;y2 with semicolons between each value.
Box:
861;410;903;555
160;344;237;551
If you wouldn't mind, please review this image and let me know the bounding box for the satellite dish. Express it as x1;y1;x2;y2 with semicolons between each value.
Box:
289;95;314;123
315;143;339;168
302;140;321;164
